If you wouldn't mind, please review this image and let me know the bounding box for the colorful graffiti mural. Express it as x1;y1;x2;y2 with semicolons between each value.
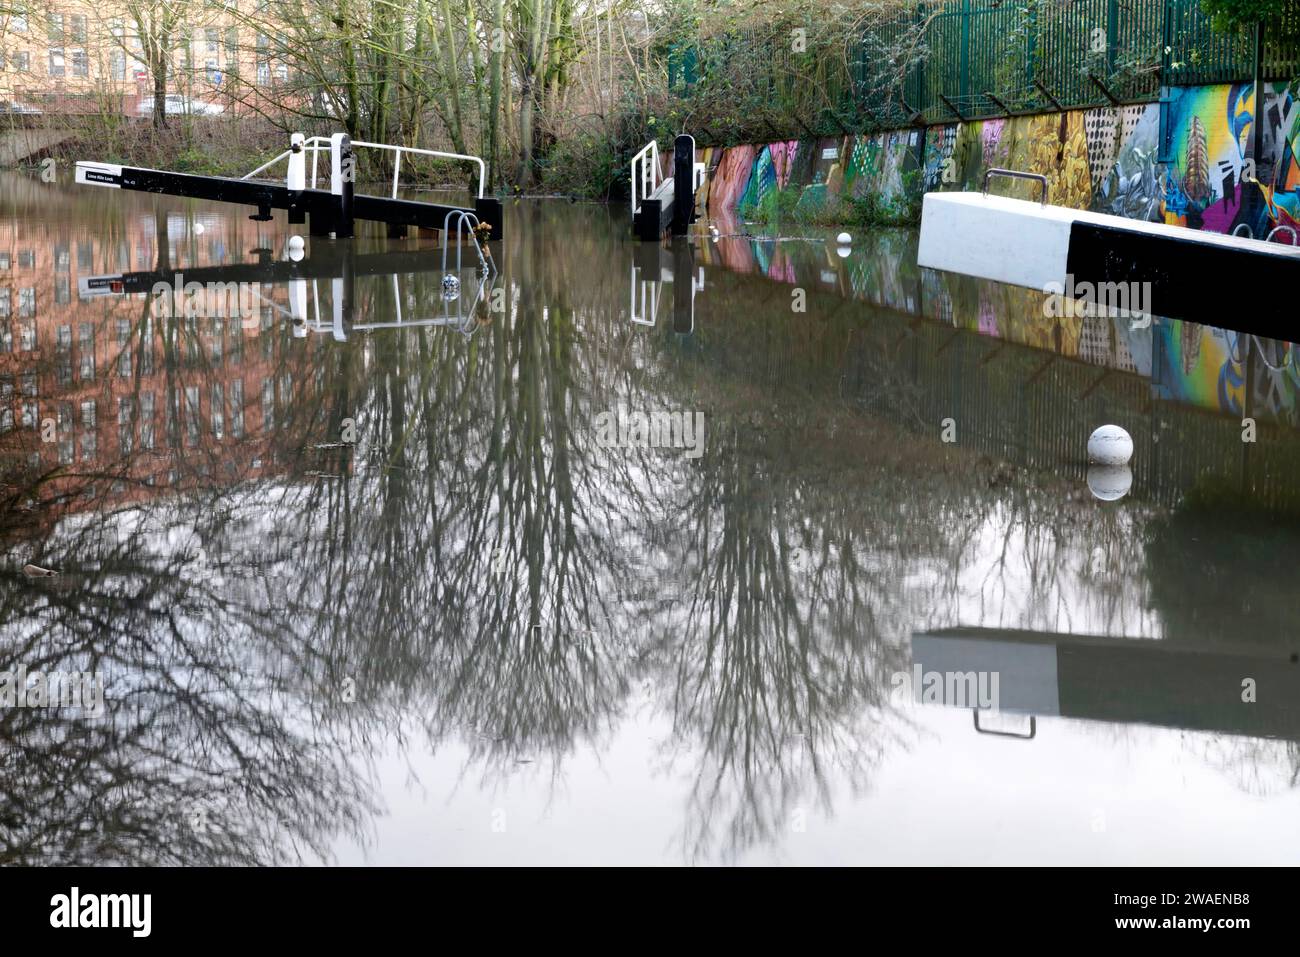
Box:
699;82;1300;243
694;226;1300;426
1088;103;1164;222
1160;83;1300;238
944;111;1093;208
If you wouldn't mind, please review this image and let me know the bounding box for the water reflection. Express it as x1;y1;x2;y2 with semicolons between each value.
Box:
2;175;1300;864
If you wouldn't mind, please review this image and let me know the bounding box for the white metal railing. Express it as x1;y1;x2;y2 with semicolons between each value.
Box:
351;140;487;200
243;135;487;199
631;140;660;215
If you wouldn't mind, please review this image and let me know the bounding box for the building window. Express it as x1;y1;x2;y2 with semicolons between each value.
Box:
78;322;94;379
71;48;87;77
230;379;243;437
141;392;155;449
13;13;27;32
211;383;223;438
261;378;273;431
47;13;62;43
185;386;199;445
81;399;96;429
18;287;34;317
19;319;34;351
70;14;85;43
48;47;64;77
206;27;219;53
0;289;9;318
119;397;134;454
15;51;29;73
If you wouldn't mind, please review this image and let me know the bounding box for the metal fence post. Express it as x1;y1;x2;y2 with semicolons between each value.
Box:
960;0;971;104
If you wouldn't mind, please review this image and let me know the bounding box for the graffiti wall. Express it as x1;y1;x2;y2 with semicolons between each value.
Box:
704;132;925;221
944;112;1093;208
699;81;1300;243
1161;82;1300;238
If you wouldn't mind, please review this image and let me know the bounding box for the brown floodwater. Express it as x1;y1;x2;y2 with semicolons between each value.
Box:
3;172;1300;865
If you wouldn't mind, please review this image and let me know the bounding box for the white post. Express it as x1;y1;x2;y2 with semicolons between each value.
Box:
287;132;306;191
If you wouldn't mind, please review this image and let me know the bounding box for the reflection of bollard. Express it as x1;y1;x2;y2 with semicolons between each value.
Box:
1087;464;1132;501
672;240;694;335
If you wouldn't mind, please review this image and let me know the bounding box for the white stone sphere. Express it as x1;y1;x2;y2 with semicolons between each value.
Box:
836;231;852;245
1087;424;1133;466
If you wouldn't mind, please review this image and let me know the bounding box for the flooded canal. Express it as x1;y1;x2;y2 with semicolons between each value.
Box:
4;172;1300;865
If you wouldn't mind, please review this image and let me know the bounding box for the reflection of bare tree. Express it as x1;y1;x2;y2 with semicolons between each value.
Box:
0;498;377;865
9;194;1300;866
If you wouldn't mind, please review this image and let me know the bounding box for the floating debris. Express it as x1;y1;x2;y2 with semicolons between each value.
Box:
22;563;58;577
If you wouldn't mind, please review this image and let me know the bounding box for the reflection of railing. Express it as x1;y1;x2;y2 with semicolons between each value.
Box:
630;264;660;327
294;267;498;342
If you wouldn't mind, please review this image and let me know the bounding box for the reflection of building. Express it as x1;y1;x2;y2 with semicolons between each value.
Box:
0;3;290;114
0;206;321;516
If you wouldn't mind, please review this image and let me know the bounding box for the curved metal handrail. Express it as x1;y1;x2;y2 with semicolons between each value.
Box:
973;709;1037;739
982;168;1049;205
1266;224;1298;245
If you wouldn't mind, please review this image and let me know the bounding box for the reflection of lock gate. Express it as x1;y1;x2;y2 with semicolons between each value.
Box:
911;626;1300;742
77;245;502;342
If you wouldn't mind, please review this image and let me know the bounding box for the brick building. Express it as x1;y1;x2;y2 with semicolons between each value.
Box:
0;1;290;115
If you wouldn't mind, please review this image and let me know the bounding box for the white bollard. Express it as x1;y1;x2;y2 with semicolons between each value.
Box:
1087;425;1134;466
287;132;306;192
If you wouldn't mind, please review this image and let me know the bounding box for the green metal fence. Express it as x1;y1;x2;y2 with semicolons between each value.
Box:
669;0;1300;133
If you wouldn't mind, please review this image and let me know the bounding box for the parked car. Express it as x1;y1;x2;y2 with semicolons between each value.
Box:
136;94;225;117
4;102;44;115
